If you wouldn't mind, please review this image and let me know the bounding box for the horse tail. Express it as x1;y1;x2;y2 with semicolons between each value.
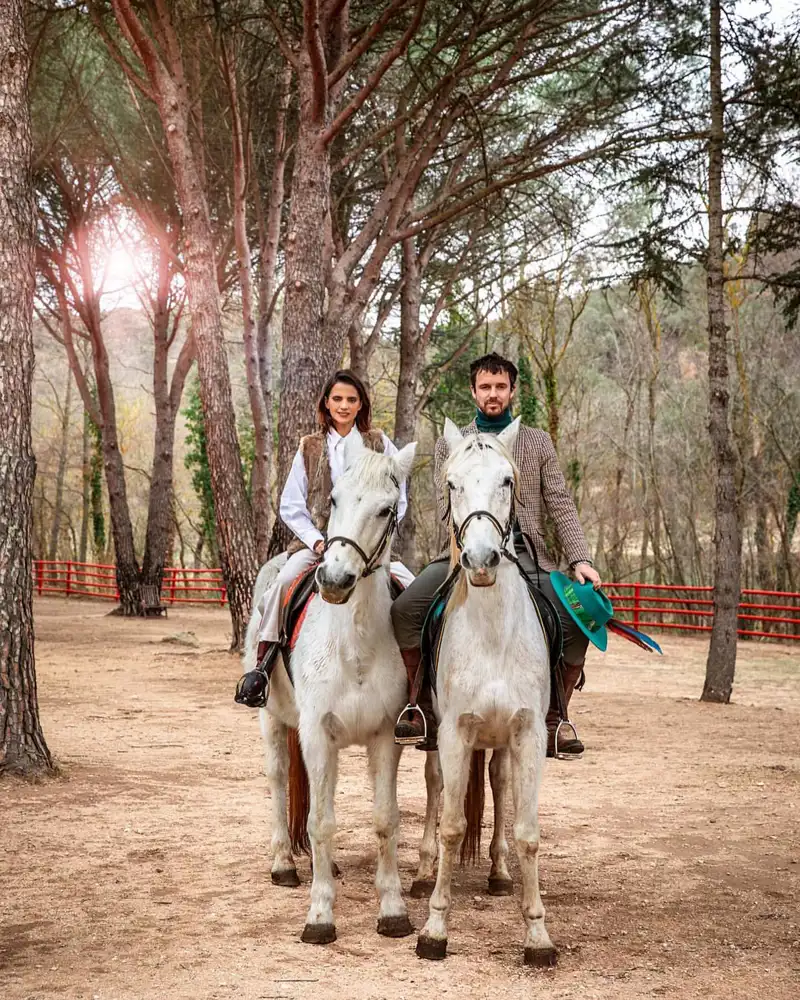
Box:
287;727;310;855
460;749;486;865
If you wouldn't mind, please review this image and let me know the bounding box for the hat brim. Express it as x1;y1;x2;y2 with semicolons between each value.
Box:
550;571;608;652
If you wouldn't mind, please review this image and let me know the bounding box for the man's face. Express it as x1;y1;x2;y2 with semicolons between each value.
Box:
471;368;515;416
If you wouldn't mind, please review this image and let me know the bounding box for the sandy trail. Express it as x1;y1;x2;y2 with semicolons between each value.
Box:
1;598;798;999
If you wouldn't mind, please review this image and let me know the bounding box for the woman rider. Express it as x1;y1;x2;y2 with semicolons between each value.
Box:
252;370;414;673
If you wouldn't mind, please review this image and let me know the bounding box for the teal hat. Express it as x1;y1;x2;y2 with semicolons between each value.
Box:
550;571;614;652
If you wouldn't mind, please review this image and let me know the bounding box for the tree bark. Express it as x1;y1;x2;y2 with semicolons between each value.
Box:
103;0;259;647
702;0;741;704
222;37;272;563
394;238;423;565
0;0;54;776
48;373;72;561
141;248;194;591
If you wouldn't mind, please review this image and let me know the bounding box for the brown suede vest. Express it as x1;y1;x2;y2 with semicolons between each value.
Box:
286;428;386;554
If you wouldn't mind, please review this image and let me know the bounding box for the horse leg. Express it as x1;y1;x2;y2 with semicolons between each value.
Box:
416;725;473;960
261;709;299;887
300;731;338;944
487;748;513;896
410;750;442;899
509;709;557;967
367;730;414;937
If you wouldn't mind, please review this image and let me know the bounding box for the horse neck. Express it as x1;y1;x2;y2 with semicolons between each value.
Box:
457;560;537;650
327;564;392;647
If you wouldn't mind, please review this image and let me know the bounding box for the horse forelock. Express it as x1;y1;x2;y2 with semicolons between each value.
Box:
444;432;520;488
340;450;399;498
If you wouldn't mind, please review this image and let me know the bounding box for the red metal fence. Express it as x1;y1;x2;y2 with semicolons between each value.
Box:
605;582;800;642
33;560;226;606
32;561;800;641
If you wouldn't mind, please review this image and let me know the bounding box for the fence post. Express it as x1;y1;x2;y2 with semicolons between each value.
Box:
220;584;227;607
169;568;176;605
65;561;72;598
633;583;641;632
37;561;43;596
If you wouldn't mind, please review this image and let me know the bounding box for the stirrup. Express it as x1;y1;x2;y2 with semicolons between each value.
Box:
553;718;583;760
234;668;270;708
394;703;427;746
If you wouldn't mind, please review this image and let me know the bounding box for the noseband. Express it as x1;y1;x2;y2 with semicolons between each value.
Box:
324;504;398;578
446;474;520;559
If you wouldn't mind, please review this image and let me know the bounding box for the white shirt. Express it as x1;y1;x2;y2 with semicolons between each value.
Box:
280;427;409;551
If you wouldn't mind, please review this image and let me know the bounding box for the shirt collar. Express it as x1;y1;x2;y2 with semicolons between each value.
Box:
328;425;358;448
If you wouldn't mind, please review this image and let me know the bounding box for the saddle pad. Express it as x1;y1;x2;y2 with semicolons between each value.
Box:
421;562;563;693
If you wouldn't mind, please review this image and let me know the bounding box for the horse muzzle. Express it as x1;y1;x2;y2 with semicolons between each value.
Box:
461;547;500;586
316;565;357;604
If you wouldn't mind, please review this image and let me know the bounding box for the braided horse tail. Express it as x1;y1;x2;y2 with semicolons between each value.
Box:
287;727;311;855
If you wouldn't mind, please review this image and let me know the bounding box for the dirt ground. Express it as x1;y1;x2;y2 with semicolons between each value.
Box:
1;599;798;1000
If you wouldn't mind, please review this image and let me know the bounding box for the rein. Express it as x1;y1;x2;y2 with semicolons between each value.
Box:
324;504;398;578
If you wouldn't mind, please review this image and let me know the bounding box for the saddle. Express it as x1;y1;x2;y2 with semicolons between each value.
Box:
420;560;564;698
234;565;406;708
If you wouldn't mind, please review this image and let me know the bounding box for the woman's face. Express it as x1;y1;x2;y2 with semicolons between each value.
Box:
325;381;362;433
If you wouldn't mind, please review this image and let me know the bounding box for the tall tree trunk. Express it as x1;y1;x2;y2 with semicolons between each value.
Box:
395;238;423;566
79;404;90;563
102;0;260;646
0;0;54;776
223;39;272;563
141;257;193;590
702;0;741;704
48;373;72;560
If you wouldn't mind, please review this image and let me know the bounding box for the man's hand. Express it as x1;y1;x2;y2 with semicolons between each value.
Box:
573;562;602;589
313;539;325;555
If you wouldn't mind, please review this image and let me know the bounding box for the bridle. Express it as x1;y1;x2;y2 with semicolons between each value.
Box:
323;500;398;579
446;469;520;562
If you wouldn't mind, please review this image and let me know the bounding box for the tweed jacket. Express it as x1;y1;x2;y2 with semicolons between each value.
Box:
286;428;385;555
434;420;591;572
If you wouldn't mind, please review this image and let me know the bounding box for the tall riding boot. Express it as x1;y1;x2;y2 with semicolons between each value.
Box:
546;660;585;759
394;648;438;751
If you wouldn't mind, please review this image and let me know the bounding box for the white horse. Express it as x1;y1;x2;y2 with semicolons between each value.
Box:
416;417;557;967
249;432;422;943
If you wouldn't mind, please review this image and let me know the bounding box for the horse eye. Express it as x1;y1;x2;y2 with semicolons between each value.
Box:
503;477;514;489
330;496;337;508
378;506;392;518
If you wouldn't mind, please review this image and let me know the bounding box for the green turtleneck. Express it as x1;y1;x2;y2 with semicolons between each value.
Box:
475;407;513;433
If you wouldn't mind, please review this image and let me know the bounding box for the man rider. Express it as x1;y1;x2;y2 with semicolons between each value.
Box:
391;352;602;758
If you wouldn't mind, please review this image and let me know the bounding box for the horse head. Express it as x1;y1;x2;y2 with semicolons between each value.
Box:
316;433;417;604
443;417;521;587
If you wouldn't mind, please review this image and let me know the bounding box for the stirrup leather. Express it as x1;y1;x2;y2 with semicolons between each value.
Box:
394;703;427;745
553;718;582;760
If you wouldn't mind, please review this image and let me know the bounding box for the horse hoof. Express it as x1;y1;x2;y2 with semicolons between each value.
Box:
416;934;447;961
331;861;342;879
301;923;337;945
409;879;436;899
271;869;301;888
487;876;514;897
524;945;558;968
377;914;414;938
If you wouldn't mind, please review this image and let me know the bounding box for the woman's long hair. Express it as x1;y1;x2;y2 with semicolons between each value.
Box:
316;369;372;432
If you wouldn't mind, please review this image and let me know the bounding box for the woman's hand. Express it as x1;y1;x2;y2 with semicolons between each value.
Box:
313;539;325;555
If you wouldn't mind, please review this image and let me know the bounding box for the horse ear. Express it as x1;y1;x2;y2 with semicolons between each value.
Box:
393;441;417;482
444;418;463;449
497;416;521;454
343;430;367;470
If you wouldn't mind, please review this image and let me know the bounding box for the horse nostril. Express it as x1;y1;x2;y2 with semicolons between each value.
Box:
340;572;356;590
486;549;500;569
461;551;471;569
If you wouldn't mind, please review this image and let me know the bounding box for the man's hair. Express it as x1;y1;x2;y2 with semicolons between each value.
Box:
469;352;518;390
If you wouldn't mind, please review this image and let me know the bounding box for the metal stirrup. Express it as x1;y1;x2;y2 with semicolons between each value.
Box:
394;703;427;745
553;718;582;760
